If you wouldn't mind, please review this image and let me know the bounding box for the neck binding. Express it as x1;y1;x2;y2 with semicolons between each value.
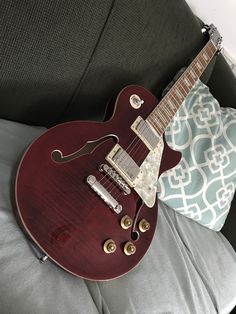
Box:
147;40;218;136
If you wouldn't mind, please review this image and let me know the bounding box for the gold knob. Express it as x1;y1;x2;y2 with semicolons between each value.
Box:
103;239;117;254
120;215;133;229
124;241;136;256
139;219;150;232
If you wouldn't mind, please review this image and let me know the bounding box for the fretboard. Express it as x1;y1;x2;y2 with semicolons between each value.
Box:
147;40;218;135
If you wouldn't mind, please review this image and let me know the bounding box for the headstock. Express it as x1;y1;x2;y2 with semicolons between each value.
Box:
203;24;222;50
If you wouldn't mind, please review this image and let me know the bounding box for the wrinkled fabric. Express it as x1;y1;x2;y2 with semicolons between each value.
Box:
0;118;236;314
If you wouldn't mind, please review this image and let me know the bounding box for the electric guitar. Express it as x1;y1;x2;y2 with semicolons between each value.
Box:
15;25;222;281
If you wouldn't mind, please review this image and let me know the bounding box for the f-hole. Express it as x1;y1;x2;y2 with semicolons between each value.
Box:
131;198;144;241
51;134;118;163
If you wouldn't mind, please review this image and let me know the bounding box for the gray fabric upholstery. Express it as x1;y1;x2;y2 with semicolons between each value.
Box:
1;0;235;245
1;0;236;311
0;118;236;313
0;0;210;126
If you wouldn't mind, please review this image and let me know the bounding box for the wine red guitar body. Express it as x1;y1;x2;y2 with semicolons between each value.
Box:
15;85;181;281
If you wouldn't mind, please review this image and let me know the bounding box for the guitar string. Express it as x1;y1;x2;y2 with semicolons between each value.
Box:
34;42;217;235
94;41;216;201
49;61;198;223
96;43;217;208
101;42;216;200
105;80;192;199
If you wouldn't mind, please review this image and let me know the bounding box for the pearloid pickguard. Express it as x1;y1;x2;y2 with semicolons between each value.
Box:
134;140;164;207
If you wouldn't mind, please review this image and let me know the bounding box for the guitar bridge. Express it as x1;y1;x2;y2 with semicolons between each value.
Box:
99;164;131;195
86;175;122;214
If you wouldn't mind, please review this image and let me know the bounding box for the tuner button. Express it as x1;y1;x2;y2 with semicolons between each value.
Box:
124;241;136;256
103;239;117;254
120;215;133;229
139;219;150;233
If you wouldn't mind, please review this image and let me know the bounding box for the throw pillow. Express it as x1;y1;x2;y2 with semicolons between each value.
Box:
159;80;236;231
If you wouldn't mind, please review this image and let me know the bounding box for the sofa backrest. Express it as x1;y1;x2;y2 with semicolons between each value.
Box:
0;0;210;127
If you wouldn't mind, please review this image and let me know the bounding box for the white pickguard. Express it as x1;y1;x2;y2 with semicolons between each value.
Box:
134;139;164;207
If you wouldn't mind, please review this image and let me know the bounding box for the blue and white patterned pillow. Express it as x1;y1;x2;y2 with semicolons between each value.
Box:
159;80;236;231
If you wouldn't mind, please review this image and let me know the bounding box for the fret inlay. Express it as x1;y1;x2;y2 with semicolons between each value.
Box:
190;70;196;78
184;77;191;87
196;62;202;70
146;39;218;136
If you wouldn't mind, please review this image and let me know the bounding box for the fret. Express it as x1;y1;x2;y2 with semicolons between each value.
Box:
183;76;191;88
146;39;218;135
208;42;216;56
192;64;200;77
199;54;206;67
206;45;212;57
157;112;169;130
192;61;201;76
209;41;215;54
186;70;195;85
152;120;163;135
176;89;183;99
206;44;211;55
196;60;203;71
180;79;189;94
161;107;170;120
151;112;166;129
195;58;205;77
167;98;177;113
148;114;159;130
169;93;179;110
211;41;218;54
147;117;162;135
203;52;208;60
158;108;169;125
169;93;180;108
189;68;197;80
177;81;188;97
173;88;184;102
163;102;173;117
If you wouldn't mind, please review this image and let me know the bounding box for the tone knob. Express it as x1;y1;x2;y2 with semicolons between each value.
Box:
139;219;150;232
124;241;136;256
120;215;133;229
103;239;117;254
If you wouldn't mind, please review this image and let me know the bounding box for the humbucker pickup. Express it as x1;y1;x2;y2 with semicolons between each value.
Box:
106;144;141;187
131;116;160;151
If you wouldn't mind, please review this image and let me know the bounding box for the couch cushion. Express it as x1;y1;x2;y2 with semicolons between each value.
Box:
0;120;101;314
1;118;236;313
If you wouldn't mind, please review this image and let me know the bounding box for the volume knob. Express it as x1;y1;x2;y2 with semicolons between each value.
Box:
120;215;133;229
124;241;136;256
103;239;117;254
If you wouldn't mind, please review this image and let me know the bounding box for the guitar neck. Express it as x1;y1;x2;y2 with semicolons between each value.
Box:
147;39;218;135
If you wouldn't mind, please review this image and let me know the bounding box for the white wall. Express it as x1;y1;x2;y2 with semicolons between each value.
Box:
186;0;236;74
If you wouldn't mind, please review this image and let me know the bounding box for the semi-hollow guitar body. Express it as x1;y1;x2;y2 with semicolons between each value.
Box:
15;25;221;280
15;85;181;281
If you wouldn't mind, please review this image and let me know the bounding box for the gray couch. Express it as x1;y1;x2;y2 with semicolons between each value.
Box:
1;1;236;313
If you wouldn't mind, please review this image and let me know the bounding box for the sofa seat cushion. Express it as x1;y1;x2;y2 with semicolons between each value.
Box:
0;118;236;314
